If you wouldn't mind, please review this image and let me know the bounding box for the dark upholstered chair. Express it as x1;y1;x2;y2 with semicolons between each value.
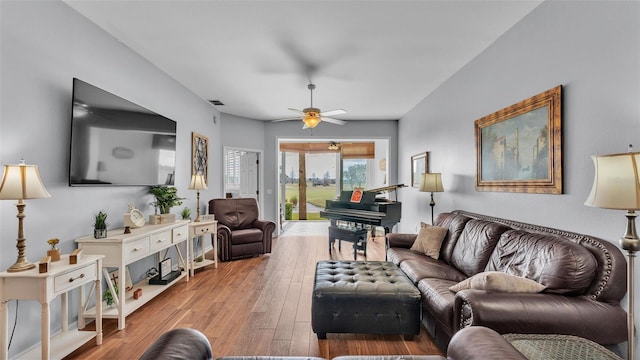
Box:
139;328;212;360
208;198;276;261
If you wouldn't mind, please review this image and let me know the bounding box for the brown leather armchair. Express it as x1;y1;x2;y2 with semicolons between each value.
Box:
208;198;275;261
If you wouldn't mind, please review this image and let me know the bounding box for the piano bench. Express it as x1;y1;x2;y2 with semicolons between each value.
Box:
328;226;368;260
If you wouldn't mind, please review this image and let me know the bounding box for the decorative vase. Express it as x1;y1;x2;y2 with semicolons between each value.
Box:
94;229;107;239
47;249;61;262
159;213;176;224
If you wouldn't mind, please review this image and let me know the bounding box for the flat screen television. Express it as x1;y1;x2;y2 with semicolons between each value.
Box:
69;78;177;186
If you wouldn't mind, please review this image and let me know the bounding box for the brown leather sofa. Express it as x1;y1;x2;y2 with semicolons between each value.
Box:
386;210;628;350
208;198;276;261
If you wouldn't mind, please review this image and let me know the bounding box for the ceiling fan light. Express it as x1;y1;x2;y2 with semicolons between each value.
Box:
303;113;320;128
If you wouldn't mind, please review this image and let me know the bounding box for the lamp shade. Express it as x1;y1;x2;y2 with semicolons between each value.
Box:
0;161;51;200
303;113;321;128
419;173;444;193
585;152;640;210
188;174;208;191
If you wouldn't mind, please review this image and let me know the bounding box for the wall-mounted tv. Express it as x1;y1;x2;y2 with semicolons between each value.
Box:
69;78;177;186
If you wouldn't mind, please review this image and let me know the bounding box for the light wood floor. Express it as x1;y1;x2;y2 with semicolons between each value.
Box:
66;221;444;359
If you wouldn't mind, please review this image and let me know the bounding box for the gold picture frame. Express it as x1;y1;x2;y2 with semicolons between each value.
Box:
411;152;429;188
474;85;562;194
192;132;208;185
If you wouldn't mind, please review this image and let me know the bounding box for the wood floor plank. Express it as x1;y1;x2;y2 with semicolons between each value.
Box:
65;221;445;359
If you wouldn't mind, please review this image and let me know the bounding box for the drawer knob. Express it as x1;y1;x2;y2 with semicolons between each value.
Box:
69;273;86;283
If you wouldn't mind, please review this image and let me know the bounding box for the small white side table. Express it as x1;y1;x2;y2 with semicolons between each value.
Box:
0;254;103;360
188;220;218;276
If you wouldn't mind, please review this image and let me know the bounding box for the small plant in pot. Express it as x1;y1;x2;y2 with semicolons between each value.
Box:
94;211;108;239
47;238;61;261
103;284;118;307
149;186;185;224
181;207;191;220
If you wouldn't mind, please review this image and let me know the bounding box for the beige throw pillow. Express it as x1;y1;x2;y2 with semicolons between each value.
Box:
449;271;546;293
410;222;448;259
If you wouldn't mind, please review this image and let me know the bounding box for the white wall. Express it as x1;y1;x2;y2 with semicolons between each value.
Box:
397;1;639;356
0;1;221;356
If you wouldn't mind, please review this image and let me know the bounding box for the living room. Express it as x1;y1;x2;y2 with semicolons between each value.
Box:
1;0;638;359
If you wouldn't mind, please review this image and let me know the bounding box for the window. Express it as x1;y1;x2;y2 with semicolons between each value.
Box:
224;149;246;190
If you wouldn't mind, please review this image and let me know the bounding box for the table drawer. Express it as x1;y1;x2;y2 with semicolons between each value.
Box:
172;225;189;243
150;231;172;252
192;224;215;236
125;237;150;262
54;263;96;293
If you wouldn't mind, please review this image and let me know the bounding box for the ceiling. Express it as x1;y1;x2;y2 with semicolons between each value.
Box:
63;0;542;123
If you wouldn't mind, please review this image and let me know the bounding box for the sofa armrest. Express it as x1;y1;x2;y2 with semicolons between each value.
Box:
140;328;212;360
253;219;276;234
454;290;627;345
253;219;276;253
446;326;526;360
386;233;417;249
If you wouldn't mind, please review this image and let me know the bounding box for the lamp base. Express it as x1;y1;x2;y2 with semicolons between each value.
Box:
7;258;35;272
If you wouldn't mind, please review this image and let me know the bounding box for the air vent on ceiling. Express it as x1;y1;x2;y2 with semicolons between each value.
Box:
209;100;224;106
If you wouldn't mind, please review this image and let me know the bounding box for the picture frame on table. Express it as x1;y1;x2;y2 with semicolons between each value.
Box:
411;152;429;188
474;85;562;194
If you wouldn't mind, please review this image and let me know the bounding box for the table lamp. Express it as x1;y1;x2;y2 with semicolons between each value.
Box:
419;173;444;225
585;150;640;360
188;174;207;222
0;160;51;272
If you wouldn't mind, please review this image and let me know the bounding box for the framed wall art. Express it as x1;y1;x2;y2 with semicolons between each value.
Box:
411;152;429;188
192;132;208;185
475;85;562;194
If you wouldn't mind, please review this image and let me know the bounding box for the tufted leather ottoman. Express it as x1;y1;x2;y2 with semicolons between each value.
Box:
312;260;421;340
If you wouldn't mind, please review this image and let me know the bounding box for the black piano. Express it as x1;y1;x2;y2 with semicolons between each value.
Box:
320;184;404;235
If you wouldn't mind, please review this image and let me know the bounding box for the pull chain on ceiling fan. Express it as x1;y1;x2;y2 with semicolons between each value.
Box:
272;83;347;129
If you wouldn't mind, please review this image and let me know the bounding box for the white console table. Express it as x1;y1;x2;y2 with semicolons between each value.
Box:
0;254;103;360
188;220;218;276
75;220;189;330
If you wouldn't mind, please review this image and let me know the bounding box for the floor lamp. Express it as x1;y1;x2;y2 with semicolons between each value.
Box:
0;160;51;272
188;174;208;222
419;173;444;225
585;151;640;360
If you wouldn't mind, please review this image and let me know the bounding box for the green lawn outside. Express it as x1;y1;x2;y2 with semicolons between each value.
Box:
284;184;337;208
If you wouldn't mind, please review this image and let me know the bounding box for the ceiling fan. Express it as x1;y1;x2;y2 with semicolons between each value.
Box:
272;84;347;129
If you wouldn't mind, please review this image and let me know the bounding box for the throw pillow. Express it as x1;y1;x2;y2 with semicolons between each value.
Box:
449;271;546;293
410;222;448;259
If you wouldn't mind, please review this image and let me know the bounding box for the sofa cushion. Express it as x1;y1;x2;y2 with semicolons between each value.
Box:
387;247;426;266
400;258;467;284
229;228;264;245
210;198;259;230
434;213;472;264
449;271;546;293
485;230;597;295
410;223;448;259
449;220;511;277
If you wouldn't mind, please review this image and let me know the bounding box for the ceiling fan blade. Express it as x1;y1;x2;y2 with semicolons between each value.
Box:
288;108;305;114
319;109;346;117
321;117;347;125
272;117;302;122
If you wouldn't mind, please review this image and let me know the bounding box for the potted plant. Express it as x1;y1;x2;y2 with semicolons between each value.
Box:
103;284;118;307
181;207;191;220
47;238;61;261
149;186;184;224
94;211;108;239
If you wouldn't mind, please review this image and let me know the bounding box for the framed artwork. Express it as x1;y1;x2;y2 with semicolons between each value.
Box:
192;132;208;185
108;267;132;292
475;85;562;194
411;152;429;188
